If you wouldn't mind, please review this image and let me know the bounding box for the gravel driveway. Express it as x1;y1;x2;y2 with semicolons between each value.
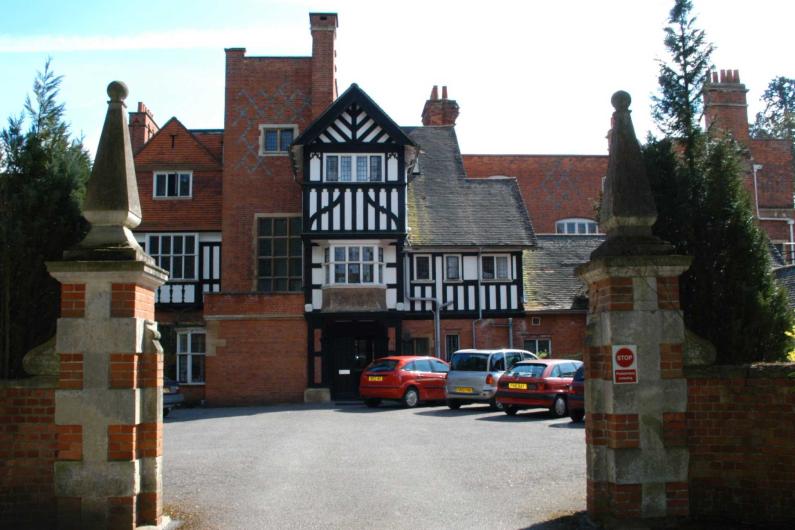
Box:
163;403;586;530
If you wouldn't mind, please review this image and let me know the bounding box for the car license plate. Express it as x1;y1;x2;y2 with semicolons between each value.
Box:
508;382;527;390
455;386;474;394
368;376;383;382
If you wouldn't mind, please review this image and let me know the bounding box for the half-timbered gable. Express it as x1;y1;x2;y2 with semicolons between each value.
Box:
293;84;418;315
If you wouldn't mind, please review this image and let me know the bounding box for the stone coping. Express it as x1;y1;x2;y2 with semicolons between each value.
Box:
685;362;795;379
0;375;58;389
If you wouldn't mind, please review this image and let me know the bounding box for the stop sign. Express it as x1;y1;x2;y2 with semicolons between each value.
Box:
615;347;634;368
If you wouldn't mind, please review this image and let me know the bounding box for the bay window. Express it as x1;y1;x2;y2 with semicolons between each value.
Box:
325;154;384;182
147;234;197;280
325;245;384;284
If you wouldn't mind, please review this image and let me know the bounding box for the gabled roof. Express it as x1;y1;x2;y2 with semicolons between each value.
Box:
523;235;605;311
135;117;222;167
294;83;415;147
405;126;535;247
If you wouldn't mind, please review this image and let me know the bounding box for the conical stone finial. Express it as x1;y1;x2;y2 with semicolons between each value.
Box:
591;91;672;258
65;81;151;263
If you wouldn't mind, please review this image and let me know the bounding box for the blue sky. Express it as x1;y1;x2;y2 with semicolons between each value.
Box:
1;0;793;157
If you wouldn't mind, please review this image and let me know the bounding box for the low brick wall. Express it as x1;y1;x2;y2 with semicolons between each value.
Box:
0;380;58;529
685;363;795;525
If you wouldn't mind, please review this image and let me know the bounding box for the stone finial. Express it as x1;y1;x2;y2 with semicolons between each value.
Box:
592;91;672;258
66;81;151;263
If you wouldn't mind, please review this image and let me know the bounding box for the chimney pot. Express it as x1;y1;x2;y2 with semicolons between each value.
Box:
430;85;439;100
442;86;448;99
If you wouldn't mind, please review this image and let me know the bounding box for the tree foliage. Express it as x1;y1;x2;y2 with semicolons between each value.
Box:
646;0;793;362
0;60;90;378
651;0;714;172
751;76;795;156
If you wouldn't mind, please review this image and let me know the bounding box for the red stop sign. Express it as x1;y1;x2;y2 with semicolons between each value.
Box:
615;347;634;368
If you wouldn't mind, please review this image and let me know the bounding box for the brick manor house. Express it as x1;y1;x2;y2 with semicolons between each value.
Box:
127;13;795;404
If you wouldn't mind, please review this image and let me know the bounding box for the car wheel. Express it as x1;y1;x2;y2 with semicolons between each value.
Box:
447;399;462;410
403;387;420;408
364;399;381;408
551;395;568;418
489;398;505;411
504;406;518;416
569;409;584;422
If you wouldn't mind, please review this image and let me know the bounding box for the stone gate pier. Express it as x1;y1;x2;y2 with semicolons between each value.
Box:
46;82;168;528
578;91;692;524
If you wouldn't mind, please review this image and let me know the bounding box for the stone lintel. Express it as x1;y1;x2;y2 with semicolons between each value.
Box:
47;260;168;291
577;254;691;284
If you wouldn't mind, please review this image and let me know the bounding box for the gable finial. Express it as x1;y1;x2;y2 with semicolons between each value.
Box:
591;90;672;258
65;81;152;262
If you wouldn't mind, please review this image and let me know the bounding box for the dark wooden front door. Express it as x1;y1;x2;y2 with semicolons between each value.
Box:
326;321;387;400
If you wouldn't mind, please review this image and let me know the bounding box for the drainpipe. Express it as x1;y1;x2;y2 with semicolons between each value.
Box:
753;163;795;263
508;317;513;348
472;248;484;348
402;251;454;358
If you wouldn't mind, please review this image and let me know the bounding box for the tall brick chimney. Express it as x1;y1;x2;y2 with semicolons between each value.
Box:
422;85;460;126
703;69;749;141
128;102;159;153
310;13;338;119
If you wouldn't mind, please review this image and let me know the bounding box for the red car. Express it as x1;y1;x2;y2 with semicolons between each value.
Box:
568;365;585;422
359;356;450;408
495;359;583;417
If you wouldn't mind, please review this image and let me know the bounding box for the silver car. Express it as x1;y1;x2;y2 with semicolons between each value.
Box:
445;349;538;410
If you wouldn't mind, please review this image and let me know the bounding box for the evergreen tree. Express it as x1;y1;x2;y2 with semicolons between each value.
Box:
0;60;90;378
646;0;793;362
751;76;795;161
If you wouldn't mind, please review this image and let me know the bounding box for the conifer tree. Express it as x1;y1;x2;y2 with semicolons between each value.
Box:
646;0;793;362
0;60;90;378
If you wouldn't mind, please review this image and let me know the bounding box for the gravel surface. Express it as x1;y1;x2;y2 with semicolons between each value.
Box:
163;402;586;530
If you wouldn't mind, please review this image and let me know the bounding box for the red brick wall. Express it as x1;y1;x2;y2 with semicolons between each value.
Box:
750;138;795;210
0;386;57;529
686;364;795;525
134;119;223;232
401;313;586;359
463;155;607;234
205;293;306;405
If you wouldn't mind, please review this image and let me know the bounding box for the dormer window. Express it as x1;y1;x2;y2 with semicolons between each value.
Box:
555;218;599;235
259;125;296;155
154;171;192;198
324;154;384;182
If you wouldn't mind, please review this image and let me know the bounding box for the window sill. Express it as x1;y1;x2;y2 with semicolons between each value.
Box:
411;280;434;284
177;382;206;386
259;152;289;157
153;196;193;200
322;284;386;289
480;279;512;283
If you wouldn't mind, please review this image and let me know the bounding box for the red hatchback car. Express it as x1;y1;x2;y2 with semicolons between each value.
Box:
359;356;450;408
495;359;583;417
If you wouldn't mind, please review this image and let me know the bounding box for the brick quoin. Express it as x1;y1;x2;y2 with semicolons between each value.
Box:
586;412;607;446
107;424;136;461
56;425;83;461
136;422;163;458
656;276;680;310
109;353;139;388
58;353;83;390
665;481;689;517
660;343;684;379
662;412;687;447
138;353;163;388
60;283;86;318
107;495;136;529
585;345;612;380
137;491;162;527
589;277;633;313
110;283;155;320
586;480;642;520
0;387;57;528
606;413;640;449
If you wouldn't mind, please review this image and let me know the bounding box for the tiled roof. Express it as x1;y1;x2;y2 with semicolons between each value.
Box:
523;235;605;311
404;126;535;247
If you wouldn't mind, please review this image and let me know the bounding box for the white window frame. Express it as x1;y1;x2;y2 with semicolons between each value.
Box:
323;153;384;183
523;338;552;357
153;170;192;199
177;329;206;385
325;245;384;285
147;233;199;281
414;254;433;282
259;124;297;156
481;254;510;281
555;217;599;235
444;255;462;282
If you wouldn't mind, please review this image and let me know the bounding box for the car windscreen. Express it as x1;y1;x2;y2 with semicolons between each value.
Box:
367;360;398;372
450;353;489;371
509;363;546;377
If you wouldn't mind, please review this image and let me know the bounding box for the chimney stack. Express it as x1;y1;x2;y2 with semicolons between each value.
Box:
128;101;159;153
703;68;749;141
422;85;460;126
310;13;339;119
